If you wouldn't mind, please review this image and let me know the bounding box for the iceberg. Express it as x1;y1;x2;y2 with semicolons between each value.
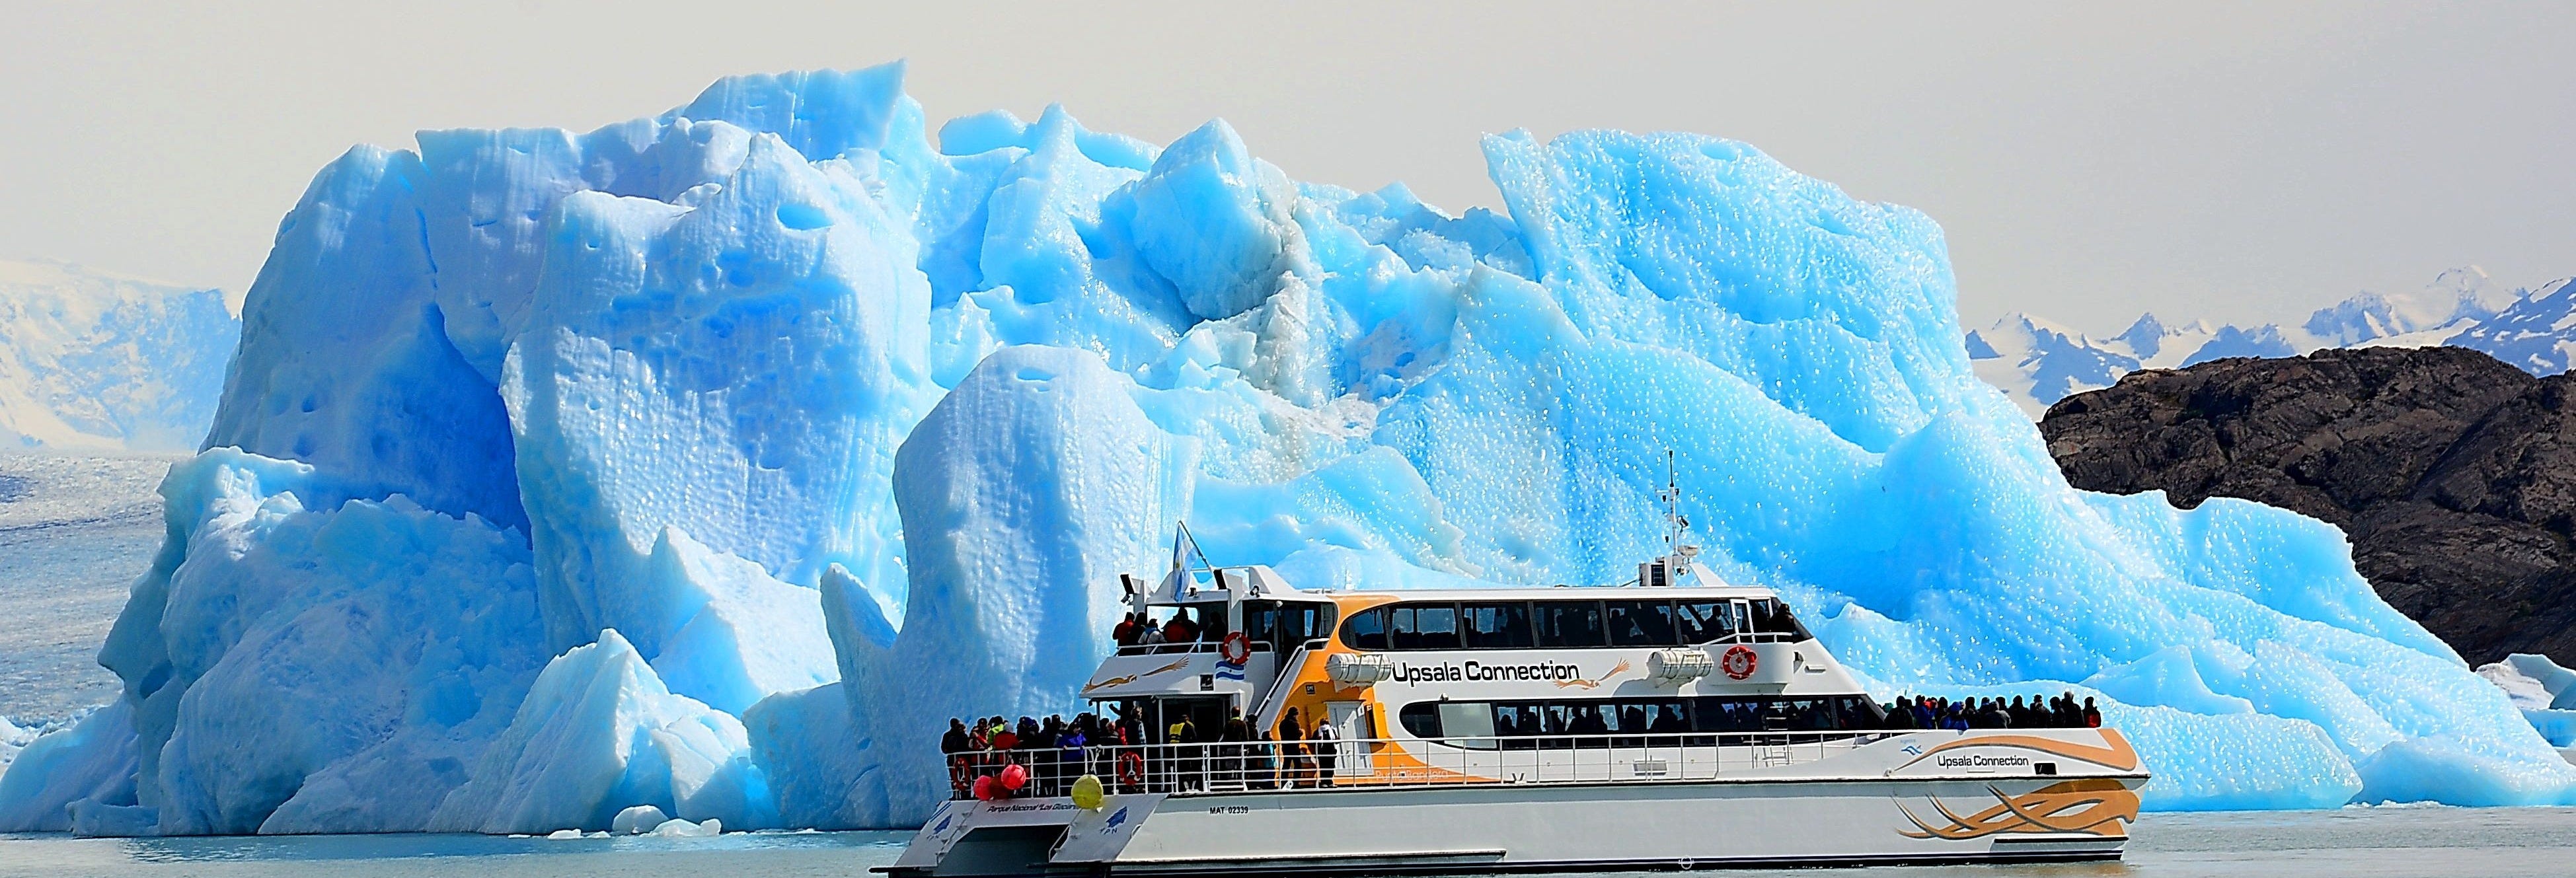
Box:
3;60;2571;835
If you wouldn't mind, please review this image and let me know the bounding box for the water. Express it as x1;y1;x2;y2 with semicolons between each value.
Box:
2;806;2568;877
0;453;176;725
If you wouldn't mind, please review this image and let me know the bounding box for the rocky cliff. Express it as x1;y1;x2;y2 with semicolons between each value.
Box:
2041;346;2576;665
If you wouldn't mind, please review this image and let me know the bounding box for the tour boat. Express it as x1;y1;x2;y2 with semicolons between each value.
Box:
885;521;2146;875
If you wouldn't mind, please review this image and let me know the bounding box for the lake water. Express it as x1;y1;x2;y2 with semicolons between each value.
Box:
0;453;174;725
2;805;2569;878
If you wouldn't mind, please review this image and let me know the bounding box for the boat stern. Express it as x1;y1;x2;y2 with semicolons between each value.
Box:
887;794;1167;877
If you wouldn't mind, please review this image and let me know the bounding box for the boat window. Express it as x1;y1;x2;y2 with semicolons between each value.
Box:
1398;702;1441;739
1294;603;1336;647
1468;696;1883;743
1242;601;1279;650
1540;702;1581;739
1388;604;1458;650
1642;700;1690;735
1776;698;1837;731
1689;698;1766;733
1414;604;1461;649
1675;601;1735;643
1606;601;1679;646
1492;703;1543;749
1462;602;1533;648
1533;601;1606;648
1837;695;1885;728
1749;599;1811;641
1438;702;1497;749
1340;607;1388;651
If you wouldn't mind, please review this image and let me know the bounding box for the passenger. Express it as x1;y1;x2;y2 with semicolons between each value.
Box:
1618;706;1649;748
1279;709;1310;787
1056;717;1085;797
942;718;972;797
1168;713;1202;791
1310;717;1338;787
1034;716;1064;795
1113;612;1139;647
1572;705;1610;743
1069;713;1098;778
1220;708;1250;788
1650;706;1688;736
1164;612;1197;645
1909;698;1936;729
2082;698;2102;729
1248;731;1279;790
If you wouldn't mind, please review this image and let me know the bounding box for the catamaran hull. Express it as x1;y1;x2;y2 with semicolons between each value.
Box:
885;774;2142;876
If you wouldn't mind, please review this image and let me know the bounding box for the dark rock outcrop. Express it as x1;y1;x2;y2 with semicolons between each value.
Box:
2041;346;2576;665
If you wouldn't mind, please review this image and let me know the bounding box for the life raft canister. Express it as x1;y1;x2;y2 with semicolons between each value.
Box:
1219;631;1252;664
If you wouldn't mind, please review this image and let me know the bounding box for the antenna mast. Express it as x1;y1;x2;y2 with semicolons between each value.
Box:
1643;450;1698;587
1661;451;1695;555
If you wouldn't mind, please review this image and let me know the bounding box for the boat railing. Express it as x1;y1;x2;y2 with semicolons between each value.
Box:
1110;638;1277;657
941;730;1897;800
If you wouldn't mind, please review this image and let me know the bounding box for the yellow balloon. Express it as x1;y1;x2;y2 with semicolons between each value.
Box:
1071;774;1105;810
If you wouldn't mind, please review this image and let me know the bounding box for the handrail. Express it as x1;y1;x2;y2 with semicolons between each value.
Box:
1112;639;1277;656
938;730;1916;800
1247;640;1324;729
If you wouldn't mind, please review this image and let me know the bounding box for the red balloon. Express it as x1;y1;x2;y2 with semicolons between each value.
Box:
999;762;1028;791
973;776;997;801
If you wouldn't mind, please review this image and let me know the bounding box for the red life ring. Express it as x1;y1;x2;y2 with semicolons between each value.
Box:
1720;645;1758;680
1116;750;1147;786
1219;632;1252;664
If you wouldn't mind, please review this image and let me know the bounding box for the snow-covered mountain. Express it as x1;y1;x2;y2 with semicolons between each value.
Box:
2450;277;2576;375
0;260;239;452
1971;266;2574;418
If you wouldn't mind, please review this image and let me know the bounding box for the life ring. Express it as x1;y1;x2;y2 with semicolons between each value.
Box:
1219;632;1252;664
1720;645;1758;680
1116;750;1147;787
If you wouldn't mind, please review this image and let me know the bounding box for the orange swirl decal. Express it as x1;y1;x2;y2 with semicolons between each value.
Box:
1897;729;2139;773
1896;779;2140;840
1081;659;1192;693
1553;659;1634;690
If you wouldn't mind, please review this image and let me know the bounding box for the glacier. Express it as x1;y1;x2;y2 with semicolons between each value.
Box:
4;60;2573;835
0;260;240;452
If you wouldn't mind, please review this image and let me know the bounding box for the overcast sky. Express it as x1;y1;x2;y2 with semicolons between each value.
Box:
5;2;2569;333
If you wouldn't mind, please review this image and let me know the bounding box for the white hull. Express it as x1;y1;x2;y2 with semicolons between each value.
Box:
888;730;2145;876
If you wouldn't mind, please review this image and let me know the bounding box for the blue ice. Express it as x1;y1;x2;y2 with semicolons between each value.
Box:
3;61;2569;835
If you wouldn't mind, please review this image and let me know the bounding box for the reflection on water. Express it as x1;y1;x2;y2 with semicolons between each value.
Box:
4;807;2573;877
108;830;912;862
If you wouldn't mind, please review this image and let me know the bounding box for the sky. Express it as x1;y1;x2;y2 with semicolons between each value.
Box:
3;2;2570;334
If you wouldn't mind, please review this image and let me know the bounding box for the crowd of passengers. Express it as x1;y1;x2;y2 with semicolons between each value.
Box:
938;706;1344;799
1111;609;1202;647
1881;694;2102;730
